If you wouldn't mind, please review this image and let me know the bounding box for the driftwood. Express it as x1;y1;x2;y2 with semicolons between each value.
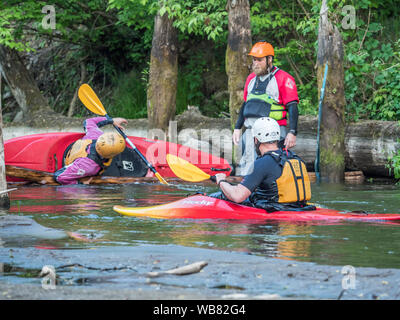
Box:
146;261;208;278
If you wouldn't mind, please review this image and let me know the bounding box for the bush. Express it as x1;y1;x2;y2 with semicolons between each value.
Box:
107;71;148;118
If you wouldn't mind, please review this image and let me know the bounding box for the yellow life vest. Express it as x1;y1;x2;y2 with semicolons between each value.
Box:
276;157;311;203
64;139;112;167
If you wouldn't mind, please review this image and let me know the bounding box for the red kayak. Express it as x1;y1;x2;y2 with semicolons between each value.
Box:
113;195;400;224
5;132;231;181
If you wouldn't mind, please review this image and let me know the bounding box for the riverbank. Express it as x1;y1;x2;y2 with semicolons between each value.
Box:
1;244;399;300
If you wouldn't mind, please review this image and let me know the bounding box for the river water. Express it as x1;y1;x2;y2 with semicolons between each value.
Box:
1;180;400;299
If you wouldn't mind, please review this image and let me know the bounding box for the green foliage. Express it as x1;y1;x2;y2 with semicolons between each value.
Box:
160;0;227;41
343;9;400;122
387;152;400;180
387;138;400;184
0;1;45;51
1;0;156;117
176;53;207;114
107;71;148;118
1;0;400;122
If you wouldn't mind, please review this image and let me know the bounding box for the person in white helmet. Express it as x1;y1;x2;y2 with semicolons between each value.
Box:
211;117;313;212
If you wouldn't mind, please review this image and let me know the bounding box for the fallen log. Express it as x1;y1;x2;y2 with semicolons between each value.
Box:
5;165;178;185
6;165;365;185
293;116;400;177
6;165;57;185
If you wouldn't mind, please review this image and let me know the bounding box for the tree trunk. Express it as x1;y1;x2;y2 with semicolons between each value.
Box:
147;11;178;135
225;0;252;165
317;0;346;182
0;76;10;208
0;45;51;120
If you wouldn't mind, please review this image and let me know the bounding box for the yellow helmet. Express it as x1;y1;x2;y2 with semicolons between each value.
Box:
95;132;126;159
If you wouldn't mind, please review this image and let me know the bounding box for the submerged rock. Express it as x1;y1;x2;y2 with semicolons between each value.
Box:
0;215;67;242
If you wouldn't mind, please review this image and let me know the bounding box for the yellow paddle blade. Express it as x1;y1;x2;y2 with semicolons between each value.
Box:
78;84;107;116
166;154;210;182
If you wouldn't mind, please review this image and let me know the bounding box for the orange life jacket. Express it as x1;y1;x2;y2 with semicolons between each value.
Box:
275;155;311;203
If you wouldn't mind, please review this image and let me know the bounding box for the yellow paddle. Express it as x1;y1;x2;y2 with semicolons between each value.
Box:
78;83;169;185
166;154;217;183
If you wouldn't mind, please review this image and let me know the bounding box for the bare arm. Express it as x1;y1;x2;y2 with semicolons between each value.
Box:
215;173;251;203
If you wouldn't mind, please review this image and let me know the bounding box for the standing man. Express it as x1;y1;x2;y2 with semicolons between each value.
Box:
232;41;299;175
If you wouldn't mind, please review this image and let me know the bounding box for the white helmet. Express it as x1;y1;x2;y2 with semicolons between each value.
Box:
252;117;280;143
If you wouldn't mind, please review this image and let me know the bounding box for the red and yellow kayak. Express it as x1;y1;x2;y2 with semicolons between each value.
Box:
113;195;400;224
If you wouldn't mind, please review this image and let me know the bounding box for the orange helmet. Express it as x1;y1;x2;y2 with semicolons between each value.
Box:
95;132;126;159
248;41;274;58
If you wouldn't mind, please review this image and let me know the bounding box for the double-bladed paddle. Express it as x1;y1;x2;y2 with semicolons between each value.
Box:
78;83;169;185
166;154;217;183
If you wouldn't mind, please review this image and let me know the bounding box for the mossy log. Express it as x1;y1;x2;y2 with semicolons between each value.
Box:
293;116;400;178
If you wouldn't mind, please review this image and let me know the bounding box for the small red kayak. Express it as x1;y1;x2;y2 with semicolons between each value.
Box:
5;132;231;181
113;195;400;224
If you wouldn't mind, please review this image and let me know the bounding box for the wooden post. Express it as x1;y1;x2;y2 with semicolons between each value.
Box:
147;10;178;135
225;0;252;166
0;75;10;209
317;0;346;182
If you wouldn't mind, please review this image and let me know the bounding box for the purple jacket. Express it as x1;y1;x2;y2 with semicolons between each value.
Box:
55;117;113;185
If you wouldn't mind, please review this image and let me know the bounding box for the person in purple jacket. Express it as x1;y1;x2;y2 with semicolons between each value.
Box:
55;116;128;185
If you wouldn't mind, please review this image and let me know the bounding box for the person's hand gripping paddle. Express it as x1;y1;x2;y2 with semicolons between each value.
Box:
78;83;169;185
